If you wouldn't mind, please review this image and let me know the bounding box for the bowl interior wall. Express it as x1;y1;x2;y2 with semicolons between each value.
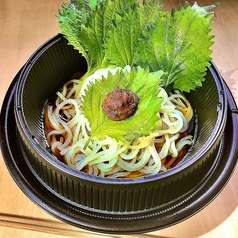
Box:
21;36;87;149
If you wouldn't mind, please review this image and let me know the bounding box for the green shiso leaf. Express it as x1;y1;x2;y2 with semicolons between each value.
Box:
135;2;218;92
58;0;218;92
104;10;141;67
58;0;164;70
57;0;218;144
58;1;90;64
104;0;163;67
81;67;163;145
58;0;140;70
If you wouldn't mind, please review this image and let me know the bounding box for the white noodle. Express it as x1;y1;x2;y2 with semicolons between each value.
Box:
45;67;194;178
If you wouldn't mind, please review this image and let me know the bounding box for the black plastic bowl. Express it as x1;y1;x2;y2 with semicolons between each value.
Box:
14;34;226;211
2;33;235;233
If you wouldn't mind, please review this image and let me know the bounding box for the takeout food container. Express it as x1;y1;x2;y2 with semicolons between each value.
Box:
1;34;238;234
